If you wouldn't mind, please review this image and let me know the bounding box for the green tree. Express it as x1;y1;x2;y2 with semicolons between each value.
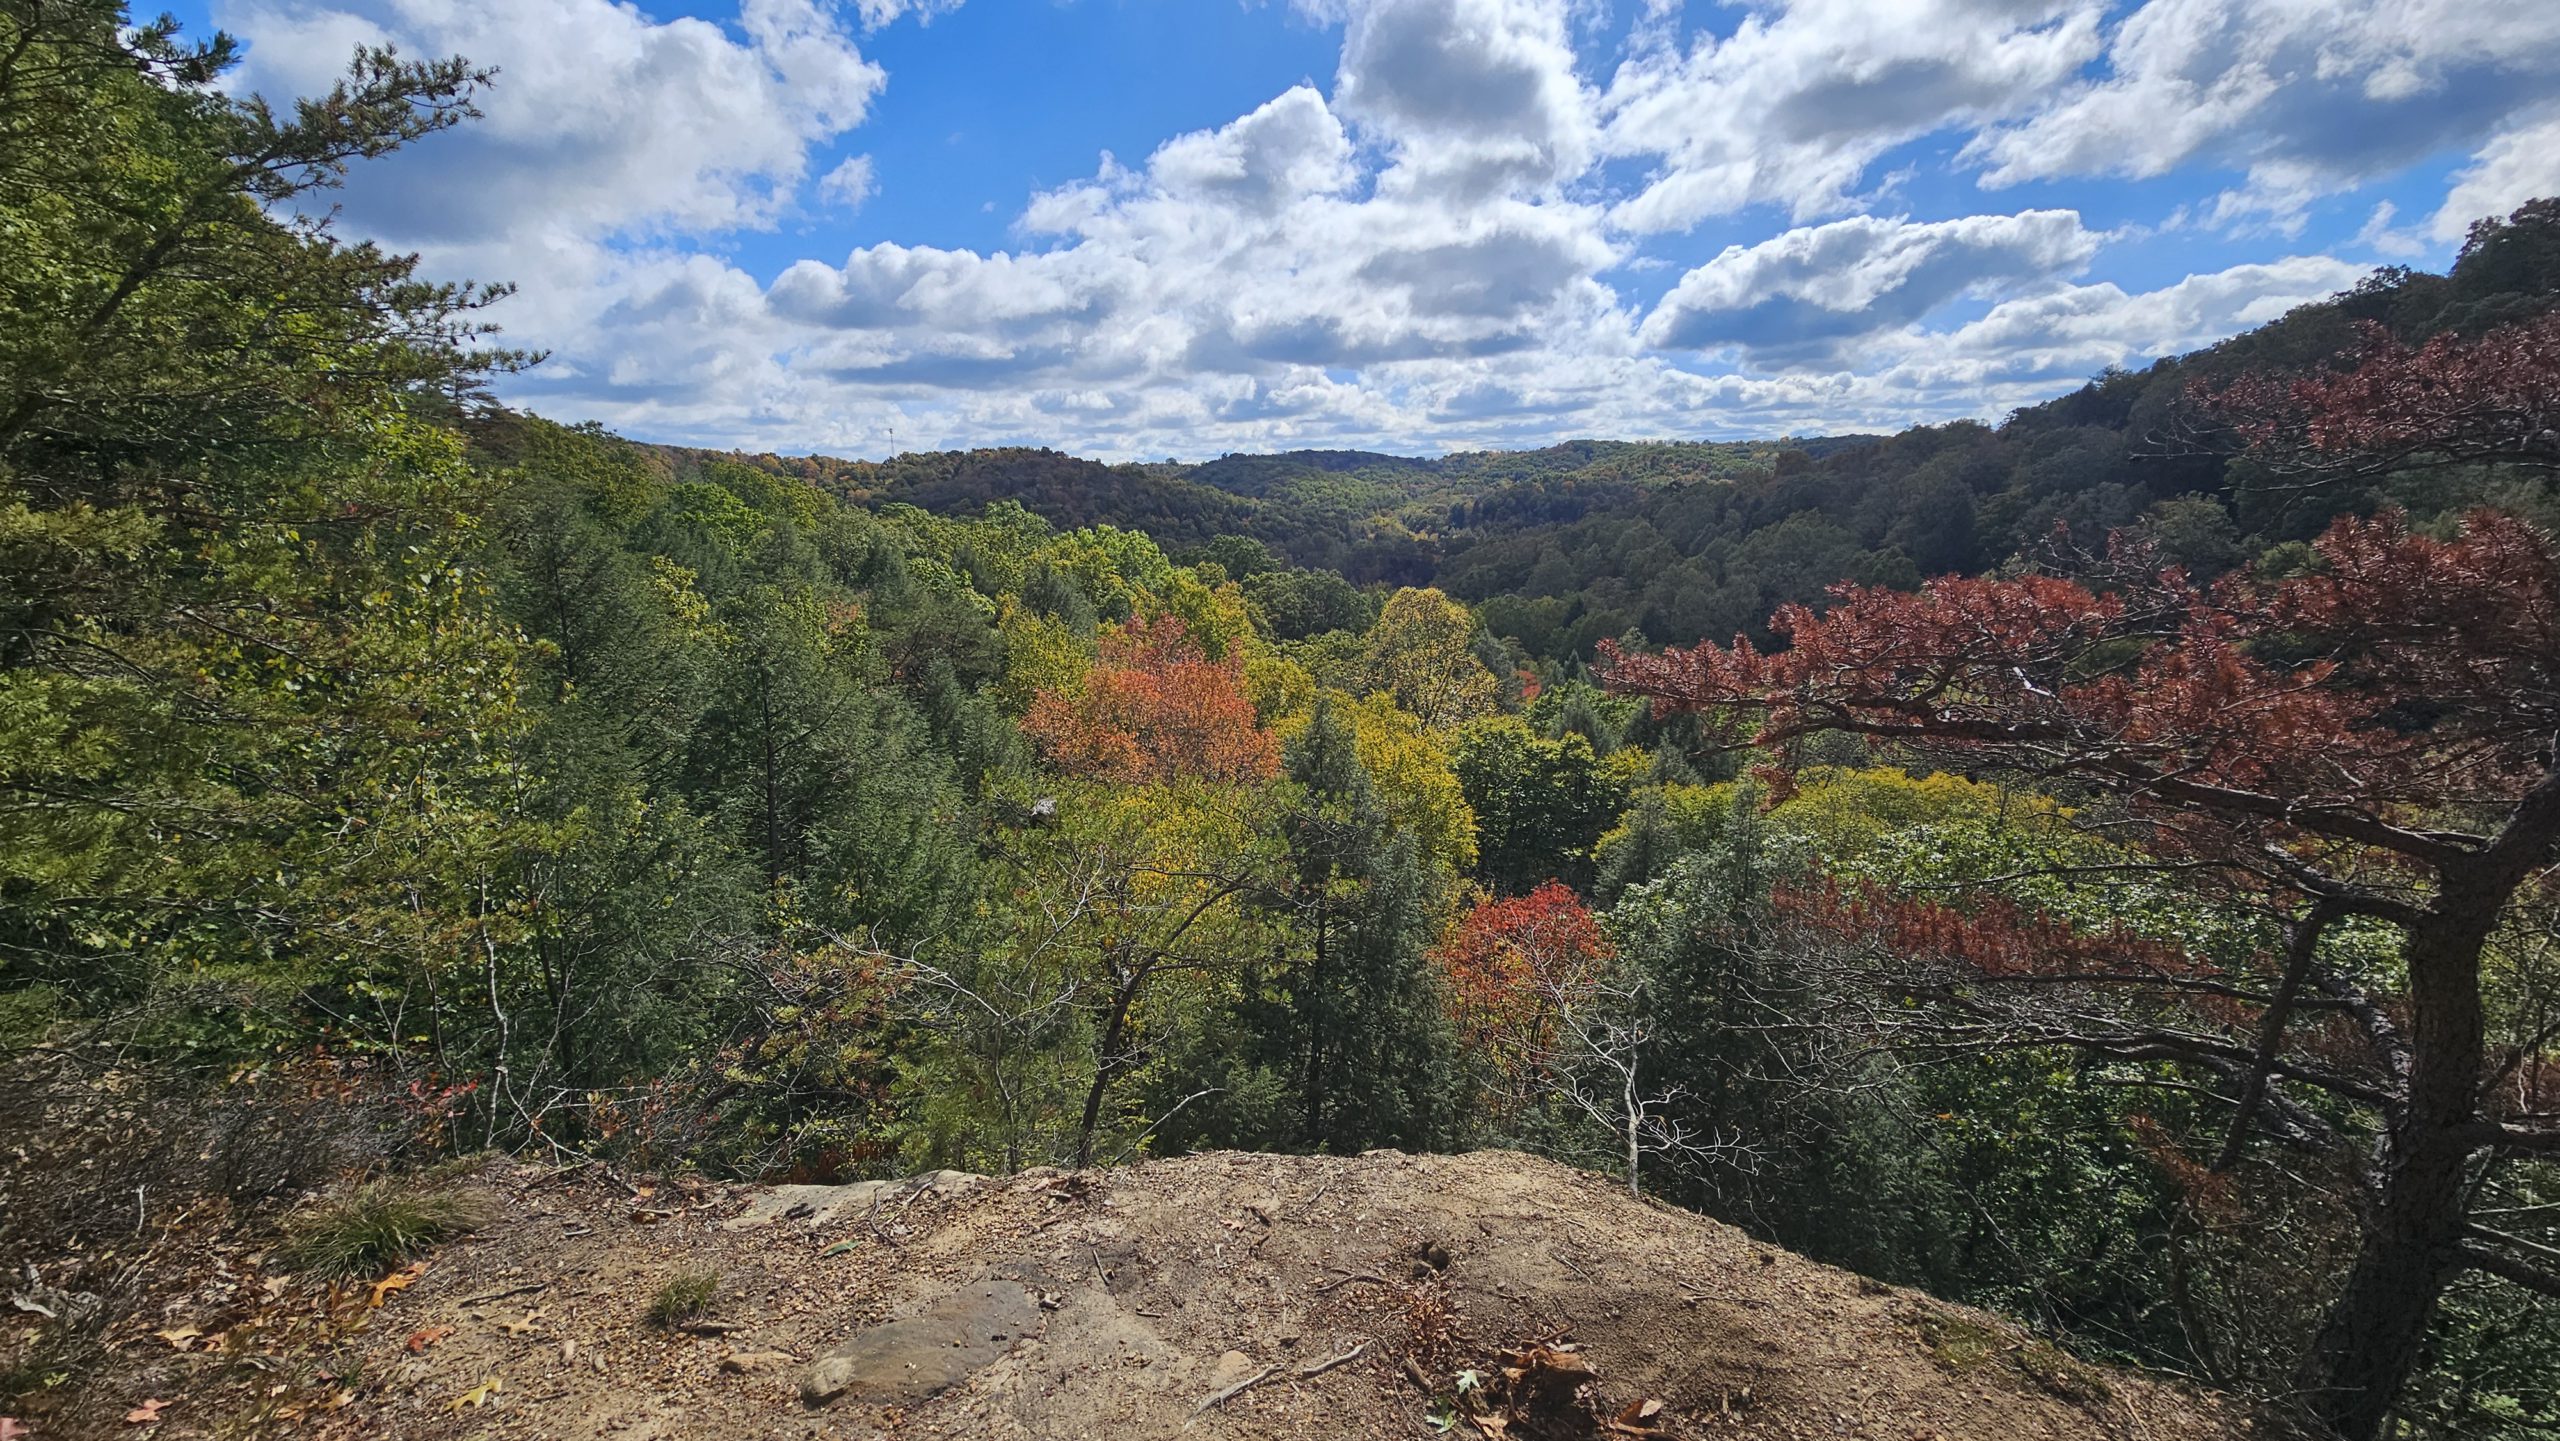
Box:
1264;698;1459;1152
1359;587;1497;727
0;5;529;1042
685;584;969;947
1452;715;1634;895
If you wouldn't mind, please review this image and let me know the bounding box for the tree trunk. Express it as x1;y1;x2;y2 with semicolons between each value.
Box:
2296;904;2491;1440
1623;1078;1642;1198
2295;1138;2468;1439
1303;907;1329;1144
1074;967;1141;1170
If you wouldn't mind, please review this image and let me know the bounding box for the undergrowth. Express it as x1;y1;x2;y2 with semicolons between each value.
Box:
645;1265;721;1328
281;1180;494;1279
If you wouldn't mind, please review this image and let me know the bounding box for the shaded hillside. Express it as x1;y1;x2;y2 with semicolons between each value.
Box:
673;439;1844;590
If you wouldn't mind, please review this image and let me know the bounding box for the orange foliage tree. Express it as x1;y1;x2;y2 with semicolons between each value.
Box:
1021;615;1279;784
1433;882;1616;1115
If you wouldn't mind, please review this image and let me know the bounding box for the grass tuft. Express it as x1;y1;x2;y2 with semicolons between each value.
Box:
281;1179;493;1279
645;1266;721;1329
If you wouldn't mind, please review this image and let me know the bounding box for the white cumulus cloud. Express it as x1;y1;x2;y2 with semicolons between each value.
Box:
1603;0;2105;230
1969;0;2560;226
1335;0;1598;200
2430;112;2560;241
196;0;2522;459
1642;210;2101;362
819;154;879;212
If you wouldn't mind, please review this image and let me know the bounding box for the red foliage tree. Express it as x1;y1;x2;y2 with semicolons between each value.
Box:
1022;615;1280;785
1602;502;2560;1439
2195;310;2560;483
1434;881;1617;1099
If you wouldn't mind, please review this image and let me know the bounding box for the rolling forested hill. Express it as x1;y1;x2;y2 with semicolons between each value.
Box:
695;201;2560;668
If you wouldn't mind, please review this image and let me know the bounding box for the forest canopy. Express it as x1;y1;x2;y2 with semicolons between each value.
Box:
3;8;2558;1440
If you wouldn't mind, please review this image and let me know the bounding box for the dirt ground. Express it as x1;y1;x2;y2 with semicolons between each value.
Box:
13;1148;2305;1440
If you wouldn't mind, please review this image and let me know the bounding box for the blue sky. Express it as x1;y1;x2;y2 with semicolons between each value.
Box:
177;0;2560;459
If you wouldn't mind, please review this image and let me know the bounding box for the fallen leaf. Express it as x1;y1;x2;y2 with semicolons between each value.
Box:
154;1326;203;1352
125;1399;169;1424
369;1263;425;1308
499;1310;545;1337
445;1377;502;1415
404;1325;454;1354
1606;1394;1670;1436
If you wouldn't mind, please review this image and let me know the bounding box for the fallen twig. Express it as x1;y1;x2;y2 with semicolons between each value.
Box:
1190;1341;1370;1416
1298;1341;1369;1378
1192;1364;1276;1415
528;1159;598;1189
458;1282;550;1307
1315;1271;1387;1293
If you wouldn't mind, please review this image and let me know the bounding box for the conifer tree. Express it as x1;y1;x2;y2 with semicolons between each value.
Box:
1259;697;1459;1153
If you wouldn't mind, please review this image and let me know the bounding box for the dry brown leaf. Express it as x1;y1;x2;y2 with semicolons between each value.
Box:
404;1325;454;1354
1605;1394;1671;1437
369;1262;425;1308
1612;1397;1665;1424
124;1399;169;1425
154;1326;203;1352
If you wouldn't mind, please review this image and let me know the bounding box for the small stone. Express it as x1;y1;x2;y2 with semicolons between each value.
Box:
721;1350;797;1375
1208;1351;1257;1389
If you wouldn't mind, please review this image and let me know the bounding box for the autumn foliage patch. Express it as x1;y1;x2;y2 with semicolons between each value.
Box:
1021;614;1280;784
1433;882;1616;1089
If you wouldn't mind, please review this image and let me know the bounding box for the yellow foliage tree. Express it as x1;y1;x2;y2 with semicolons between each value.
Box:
1274;689;1479;876
1358;587;1497;729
